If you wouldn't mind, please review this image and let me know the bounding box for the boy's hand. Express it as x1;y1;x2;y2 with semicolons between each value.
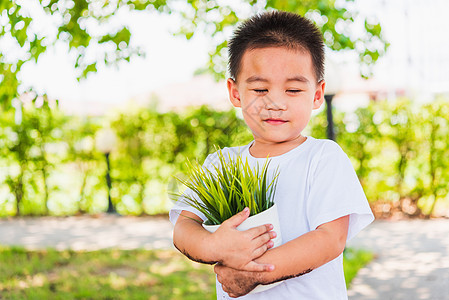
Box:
212;207;276;272
215;263;264;298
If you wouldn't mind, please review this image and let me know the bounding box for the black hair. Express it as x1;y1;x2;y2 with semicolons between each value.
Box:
228;11;325;82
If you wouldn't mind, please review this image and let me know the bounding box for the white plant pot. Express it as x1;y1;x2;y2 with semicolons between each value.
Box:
202;203;283;294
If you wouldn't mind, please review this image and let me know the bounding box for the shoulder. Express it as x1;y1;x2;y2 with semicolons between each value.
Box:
308;136;343;151
304;138;353;175
307;137;347;159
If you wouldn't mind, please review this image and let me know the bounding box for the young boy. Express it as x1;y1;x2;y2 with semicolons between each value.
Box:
169;11;374;299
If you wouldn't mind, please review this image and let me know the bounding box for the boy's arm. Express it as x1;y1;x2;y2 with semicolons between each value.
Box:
214;215;349;298
173;208;277;272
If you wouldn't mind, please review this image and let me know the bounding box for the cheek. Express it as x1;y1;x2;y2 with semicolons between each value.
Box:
242;99;264;115
291;103;313;123
240;107;259;126
291;101;312;113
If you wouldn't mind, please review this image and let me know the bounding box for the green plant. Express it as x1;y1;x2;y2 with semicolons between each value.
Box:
0;94;67;216
175;148;279;225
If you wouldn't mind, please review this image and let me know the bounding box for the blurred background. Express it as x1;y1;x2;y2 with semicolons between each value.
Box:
1;0;449;219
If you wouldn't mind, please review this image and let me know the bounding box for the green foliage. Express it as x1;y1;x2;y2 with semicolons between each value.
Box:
178;0;388;79
0;95;107;217
416;100;449;215
107;105;251;216
0;63;20;111
0;0;154;109
336;103;382;201
175;149;279;225
63;116;104;214
0;94;67;216
181;105;252;161
0;100;252;216
309;98;449;217
2;96;449;218
0;0;387;110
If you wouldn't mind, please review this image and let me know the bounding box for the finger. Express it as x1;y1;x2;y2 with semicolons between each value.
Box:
252;231;275;249
221;285;235;297
251;241;274;259
222;284;230;293
243;260;275;272
222;284;234;295
223;207;250;228
245;223;273;239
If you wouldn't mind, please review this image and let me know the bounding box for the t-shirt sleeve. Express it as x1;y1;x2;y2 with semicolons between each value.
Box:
169;188;208;226
168;153;216;226
307;141;374;241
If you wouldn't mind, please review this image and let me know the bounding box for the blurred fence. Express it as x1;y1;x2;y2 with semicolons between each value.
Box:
1;96;448;217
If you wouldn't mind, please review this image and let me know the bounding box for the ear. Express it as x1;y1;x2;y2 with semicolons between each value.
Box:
227;78;242;108
313;80;325;109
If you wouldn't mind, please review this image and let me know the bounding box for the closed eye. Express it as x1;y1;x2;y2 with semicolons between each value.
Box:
286;89;302;94
253;89;268;94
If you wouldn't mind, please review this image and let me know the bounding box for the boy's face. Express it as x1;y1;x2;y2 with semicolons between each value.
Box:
227;47;325;151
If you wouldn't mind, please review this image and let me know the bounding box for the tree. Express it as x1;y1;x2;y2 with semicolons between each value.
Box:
0;0;388;109
0;93;65;215
63;116;103;214
338;104;380;188
419;100;449;217
180;0;388;79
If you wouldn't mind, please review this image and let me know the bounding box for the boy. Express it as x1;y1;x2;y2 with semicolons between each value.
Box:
169;11;374;299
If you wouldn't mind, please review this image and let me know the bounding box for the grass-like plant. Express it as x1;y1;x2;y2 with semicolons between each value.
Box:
175;149;280;225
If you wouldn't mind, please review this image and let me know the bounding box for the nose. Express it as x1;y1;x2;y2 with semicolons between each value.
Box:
264;93;287;111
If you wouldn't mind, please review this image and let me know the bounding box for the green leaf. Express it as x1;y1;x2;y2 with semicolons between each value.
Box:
173;147;279;224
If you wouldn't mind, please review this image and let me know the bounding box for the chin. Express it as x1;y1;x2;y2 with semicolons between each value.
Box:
264;136;293;144
272;134;304;144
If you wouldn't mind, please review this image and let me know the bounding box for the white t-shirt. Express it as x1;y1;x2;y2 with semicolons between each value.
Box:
169;137;374;299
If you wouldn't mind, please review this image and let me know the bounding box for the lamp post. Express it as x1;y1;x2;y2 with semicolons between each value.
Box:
95;128;117;214
324;94;336;141
324;56;342;141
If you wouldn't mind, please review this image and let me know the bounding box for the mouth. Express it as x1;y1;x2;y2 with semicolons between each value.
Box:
264;118;288;125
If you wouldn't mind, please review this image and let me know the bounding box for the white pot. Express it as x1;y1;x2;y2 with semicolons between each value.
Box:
202;203;283;294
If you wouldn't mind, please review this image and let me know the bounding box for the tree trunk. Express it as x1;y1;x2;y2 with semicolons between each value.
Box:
78;168;89;214
14;168;24;216
41;167;49;215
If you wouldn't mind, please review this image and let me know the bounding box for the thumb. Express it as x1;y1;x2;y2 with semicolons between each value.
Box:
225;207;250;228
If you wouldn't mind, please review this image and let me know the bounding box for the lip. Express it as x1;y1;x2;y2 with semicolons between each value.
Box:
264;119;288;125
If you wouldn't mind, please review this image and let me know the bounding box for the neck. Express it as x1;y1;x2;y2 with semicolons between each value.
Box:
249;135;307;158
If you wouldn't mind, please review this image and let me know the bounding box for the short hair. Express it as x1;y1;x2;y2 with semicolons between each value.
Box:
228;11;325;82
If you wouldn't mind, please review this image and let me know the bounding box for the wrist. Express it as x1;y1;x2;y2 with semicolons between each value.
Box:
203;230;221;264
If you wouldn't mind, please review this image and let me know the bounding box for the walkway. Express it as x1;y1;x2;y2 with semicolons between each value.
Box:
0;214;174;251
347;219;449;300
1;216;449;299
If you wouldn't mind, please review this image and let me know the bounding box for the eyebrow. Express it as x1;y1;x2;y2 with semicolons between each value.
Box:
245;75;310;84
245;76;269;83
286;76;310;84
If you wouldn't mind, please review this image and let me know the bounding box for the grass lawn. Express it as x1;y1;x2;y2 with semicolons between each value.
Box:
343;248;374;287
0;246;373;299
